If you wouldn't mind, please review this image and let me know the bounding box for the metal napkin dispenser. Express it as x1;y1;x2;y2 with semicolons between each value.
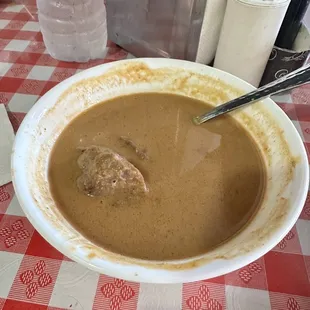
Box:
106;0;220;64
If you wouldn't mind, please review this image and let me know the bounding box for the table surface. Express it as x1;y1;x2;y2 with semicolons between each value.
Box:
1;1;310;310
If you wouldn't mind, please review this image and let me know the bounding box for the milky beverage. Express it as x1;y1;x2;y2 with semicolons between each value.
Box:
37;0;107;62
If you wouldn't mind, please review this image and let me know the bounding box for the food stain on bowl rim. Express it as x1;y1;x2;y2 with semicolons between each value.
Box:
11;59;308;281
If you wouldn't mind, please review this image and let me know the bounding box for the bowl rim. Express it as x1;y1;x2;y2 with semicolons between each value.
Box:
11;58;309;283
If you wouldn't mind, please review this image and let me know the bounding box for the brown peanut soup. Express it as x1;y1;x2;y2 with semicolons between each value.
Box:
48;92;266;260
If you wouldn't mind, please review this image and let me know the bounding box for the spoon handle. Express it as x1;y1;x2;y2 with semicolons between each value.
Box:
193;64;310;125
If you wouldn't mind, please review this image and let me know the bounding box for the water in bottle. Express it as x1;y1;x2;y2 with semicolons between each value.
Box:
37;0;107;62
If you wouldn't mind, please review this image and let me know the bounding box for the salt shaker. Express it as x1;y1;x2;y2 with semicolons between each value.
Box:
214;0;291;87
37;0;108;62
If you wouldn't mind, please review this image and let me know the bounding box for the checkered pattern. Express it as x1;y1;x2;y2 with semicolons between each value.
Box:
1;2;310;309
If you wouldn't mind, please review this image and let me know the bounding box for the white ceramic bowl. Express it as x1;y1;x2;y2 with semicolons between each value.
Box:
12;58;309;283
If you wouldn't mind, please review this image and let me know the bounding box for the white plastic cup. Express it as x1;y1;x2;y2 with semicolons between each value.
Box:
214;0;291;87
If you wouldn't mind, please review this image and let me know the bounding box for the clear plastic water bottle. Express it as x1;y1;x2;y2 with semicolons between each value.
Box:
37;0;107;62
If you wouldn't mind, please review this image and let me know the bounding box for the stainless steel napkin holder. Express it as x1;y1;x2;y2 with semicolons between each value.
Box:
106;0;207;61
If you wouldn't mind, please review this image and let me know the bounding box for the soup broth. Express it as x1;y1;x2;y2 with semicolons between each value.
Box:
48;93;266;260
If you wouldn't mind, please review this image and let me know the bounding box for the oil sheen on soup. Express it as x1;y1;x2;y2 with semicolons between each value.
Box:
48;93;266;260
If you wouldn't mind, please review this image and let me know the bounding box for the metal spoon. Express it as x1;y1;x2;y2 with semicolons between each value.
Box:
193;64;310;125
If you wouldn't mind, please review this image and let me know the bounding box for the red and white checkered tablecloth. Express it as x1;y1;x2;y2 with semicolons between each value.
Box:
0;1;310;310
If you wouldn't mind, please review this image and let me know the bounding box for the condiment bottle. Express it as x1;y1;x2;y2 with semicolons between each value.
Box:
37;0;107;62
195;0;227;65
275;0;310;49
214;0;291;87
